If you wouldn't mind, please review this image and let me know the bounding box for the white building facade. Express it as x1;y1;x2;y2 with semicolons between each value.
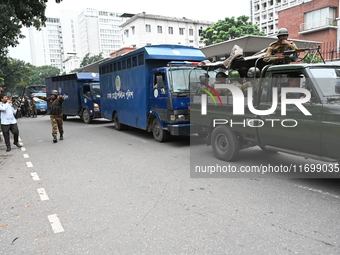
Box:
120;13;214;48
250;0;310;36
29;9;127;73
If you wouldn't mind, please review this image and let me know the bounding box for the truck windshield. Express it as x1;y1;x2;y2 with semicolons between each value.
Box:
169;69;208;92
310;68;340;96
91;83;100;98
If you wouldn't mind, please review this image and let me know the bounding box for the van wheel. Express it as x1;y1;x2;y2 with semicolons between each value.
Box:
152;118;169;142
83;109;92;124
114;113;125;131
211;125;239;161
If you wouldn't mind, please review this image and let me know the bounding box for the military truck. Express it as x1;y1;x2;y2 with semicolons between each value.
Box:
190;47;340;164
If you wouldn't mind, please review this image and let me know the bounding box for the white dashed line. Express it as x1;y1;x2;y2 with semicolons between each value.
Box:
21;147;26;151
30;172;40;181
26;162;33;168
295;184;340;200
23;154;29;158
48;214;64;233
37;188;49;201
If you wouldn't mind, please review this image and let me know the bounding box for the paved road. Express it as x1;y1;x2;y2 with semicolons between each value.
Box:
1;116;339;254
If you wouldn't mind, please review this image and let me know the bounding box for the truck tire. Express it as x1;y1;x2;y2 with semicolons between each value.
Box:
114;112;126;131
82;109;92;124
152;118;169;142
211;125;240;161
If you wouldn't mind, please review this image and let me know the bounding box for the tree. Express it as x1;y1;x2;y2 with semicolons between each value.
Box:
71;53;104;73
200;15;265;46
0;58;32;94
0;0;63;64
29;65;60;85
80;53;104;67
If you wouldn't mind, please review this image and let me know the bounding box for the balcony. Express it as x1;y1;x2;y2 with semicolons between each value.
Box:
300;18;337;34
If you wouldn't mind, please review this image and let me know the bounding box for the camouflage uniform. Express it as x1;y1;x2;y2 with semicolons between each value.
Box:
243;79;260;97
35;95;64;138
263;40;298;64
31;98;37;117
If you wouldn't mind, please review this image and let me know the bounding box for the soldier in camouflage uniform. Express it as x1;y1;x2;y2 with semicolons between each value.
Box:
31;97;37;118
214;72;229;96
263;28;298;65
32;90;64;143
243;67;261;97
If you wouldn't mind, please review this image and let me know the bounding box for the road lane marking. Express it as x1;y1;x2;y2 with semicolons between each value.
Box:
26;162;33;168
48;214;64;233
37;188;49;201
30;172;40;181
295;184;340;200
23;154;29;158
21;147;26;151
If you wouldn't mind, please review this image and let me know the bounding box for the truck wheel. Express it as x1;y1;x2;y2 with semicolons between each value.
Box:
152;118;169;142
211;125;240;161
114;113;125;131
82;109;92;124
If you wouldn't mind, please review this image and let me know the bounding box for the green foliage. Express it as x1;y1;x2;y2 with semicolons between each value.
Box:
200;15;265;46
29;65;60;85
302;53;323;64
70;53;104;73
0;58;32;94
0;0;63;63
80;53;104;67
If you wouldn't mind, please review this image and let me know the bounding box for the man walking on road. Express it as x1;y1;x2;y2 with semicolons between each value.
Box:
32;90;64;143
0;94;22;152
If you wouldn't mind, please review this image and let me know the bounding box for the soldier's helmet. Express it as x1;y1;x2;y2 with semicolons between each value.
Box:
247;67;261;78
216;72;228;79
228;70;240;79
277;28;289;37
50;90;59;96
199;73;210;83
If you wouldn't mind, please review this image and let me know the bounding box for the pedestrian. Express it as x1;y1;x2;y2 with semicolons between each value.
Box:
0;94;22;152
263;28;298;65
32;90;64;143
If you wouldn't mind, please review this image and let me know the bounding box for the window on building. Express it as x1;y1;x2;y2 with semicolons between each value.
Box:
146;24;151;32
124;29;129;38
179;28;184;35
189;29;193;36
131;26;135;35
157;26;162;33
304;7;336;30
168;27;173;34
198;29;203;36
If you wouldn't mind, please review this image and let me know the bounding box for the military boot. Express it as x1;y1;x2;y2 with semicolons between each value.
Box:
53;135;57;143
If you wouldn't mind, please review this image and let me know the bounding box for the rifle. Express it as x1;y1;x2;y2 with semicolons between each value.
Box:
264;46;325;63
15;85;26;118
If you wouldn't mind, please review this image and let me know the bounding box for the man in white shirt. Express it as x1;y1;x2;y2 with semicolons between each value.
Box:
0;94;22;152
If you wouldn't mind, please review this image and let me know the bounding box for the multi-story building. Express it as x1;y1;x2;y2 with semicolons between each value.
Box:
251;0;308;36
278;0;338;60
29;17;64;70
120;12;214;48
29;9;128;73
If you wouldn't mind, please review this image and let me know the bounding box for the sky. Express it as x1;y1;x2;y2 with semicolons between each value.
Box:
8;0;251;63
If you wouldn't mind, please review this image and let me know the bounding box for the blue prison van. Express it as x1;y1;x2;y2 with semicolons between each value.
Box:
46;73;101;124
99;44;207;142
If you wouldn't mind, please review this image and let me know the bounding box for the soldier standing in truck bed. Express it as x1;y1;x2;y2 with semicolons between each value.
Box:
263;28;298;65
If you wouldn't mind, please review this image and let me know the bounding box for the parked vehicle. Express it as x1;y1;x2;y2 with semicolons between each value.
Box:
45;73;101;123
99;44;206;142
190;46;340;164
32;92;48;114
